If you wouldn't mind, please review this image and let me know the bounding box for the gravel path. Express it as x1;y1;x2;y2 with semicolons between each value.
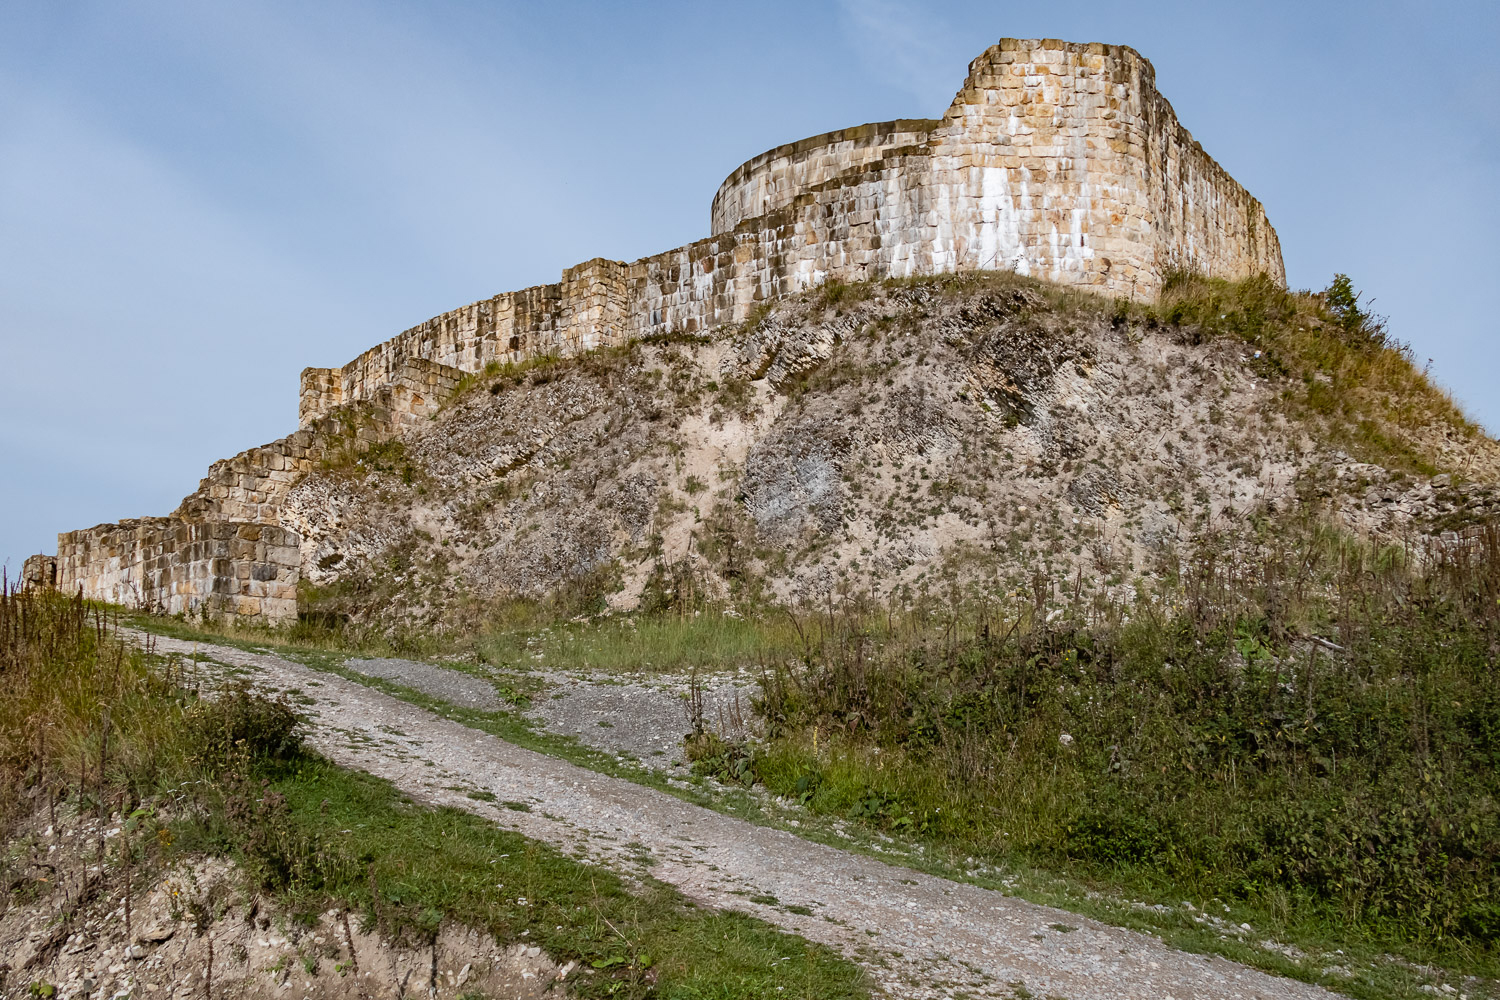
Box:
344;656;505;710
334;654;756;768
145;634;1341;1000
526;668;757;767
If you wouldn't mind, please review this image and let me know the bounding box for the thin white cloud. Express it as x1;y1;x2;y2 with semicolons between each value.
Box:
836;0;964;111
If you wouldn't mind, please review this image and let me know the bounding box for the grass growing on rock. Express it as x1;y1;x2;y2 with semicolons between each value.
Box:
61;267;1500;996
1151;271;1489;476
177;757;867;1000
119;507;1500;997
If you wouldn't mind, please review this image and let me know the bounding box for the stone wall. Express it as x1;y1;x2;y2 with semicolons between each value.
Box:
298;38;1282;428
179;358;462;530
55;519;300;621
51;366;448;621
709;119;943;235
22;554;56;591
49;37;1286;624
299;368;343;428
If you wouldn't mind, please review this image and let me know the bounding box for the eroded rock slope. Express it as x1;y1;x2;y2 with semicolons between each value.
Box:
280;274;1500;627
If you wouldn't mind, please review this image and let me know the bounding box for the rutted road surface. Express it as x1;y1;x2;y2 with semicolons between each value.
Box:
146;634;1338;1000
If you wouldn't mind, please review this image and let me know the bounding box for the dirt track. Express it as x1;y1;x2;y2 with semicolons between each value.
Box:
145;633;1339;1000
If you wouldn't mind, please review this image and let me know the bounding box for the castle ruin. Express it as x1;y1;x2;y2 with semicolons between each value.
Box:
40;38;1284;622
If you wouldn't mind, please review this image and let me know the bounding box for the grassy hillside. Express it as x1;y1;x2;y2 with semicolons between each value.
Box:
145;501;1500;998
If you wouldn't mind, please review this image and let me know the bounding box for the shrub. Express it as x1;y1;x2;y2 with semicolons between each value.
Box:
752;512;1500;948
684;732;756;786
182;682;302;775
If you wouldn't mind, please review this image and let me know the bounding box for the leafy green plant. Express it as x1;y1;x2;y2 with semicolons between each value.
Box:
684;731;756;787
182;682;302;776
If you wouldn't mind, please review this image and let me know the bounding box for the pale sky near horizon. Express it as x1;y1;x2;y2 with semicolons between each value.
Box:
2;1;1497;571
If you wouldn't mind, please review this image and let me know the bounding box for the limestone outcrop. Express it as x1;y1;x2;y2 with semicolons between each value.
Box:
39;38;1289;623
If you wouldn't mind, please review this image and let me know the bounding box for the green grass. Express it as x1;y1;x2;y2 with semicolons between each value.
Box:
175;755;866;1000
0;590;182;824
475;611;801;675
124;593;1495;1000
141;598;805;680
118;495;1500;999
738;511;1500;999
0;588;869;1000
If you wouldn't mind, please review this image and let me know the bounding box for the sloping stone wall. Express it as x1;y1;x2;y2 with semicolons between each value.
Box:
53;358;458;622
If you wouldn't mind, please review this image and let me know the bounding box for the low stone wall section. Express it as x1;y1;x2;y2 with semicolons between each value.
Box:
22;554;56;591
55;519;300;622
184;358;463;525
52;356;461;624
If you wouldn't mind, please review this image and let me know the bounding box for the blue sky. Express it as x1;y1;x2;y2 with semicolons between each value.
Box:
3;0;1497;571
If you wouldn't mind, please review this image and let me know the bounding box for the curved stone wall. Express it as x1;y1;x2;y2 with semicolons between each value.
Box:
709;119;942;236
300;38;1282;428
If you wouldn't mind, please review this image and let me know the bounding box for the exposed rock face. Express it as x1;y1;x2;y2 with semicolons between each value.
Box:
0;813;564;999
232;276;1500;628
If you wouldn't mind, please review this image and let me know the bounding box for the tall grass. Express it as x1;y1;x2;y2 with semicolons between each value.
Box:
1155;272;1488;474
749;511;1500;955
476;610;801;674
0;580;185;832
1;579;870;998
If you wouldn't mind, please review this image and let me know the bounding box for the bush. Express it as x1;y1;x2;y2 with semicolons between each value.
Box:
752;512;1500;949
182;682;302;775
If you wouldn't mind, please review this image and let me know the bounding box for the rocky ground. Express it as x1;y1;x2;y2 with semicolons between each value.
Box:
525;666;756;770
337;650;758;772
0;815;566;1000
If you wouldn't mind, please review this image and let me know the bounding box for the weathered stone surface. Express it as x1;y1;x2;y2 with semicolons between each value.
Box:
298;39;1281;429
21;553;56;590
53;519;301;623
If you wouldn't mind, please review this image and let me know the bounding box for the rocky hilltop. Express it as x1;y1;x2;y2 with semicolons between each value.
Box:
28;38;1498;626
265;273;1500;628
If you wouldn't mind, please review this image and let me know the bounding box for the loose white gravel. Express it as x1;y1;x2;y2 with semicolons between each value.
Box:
526;668;757;767
145;634;1342;1000
344;656;505;710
